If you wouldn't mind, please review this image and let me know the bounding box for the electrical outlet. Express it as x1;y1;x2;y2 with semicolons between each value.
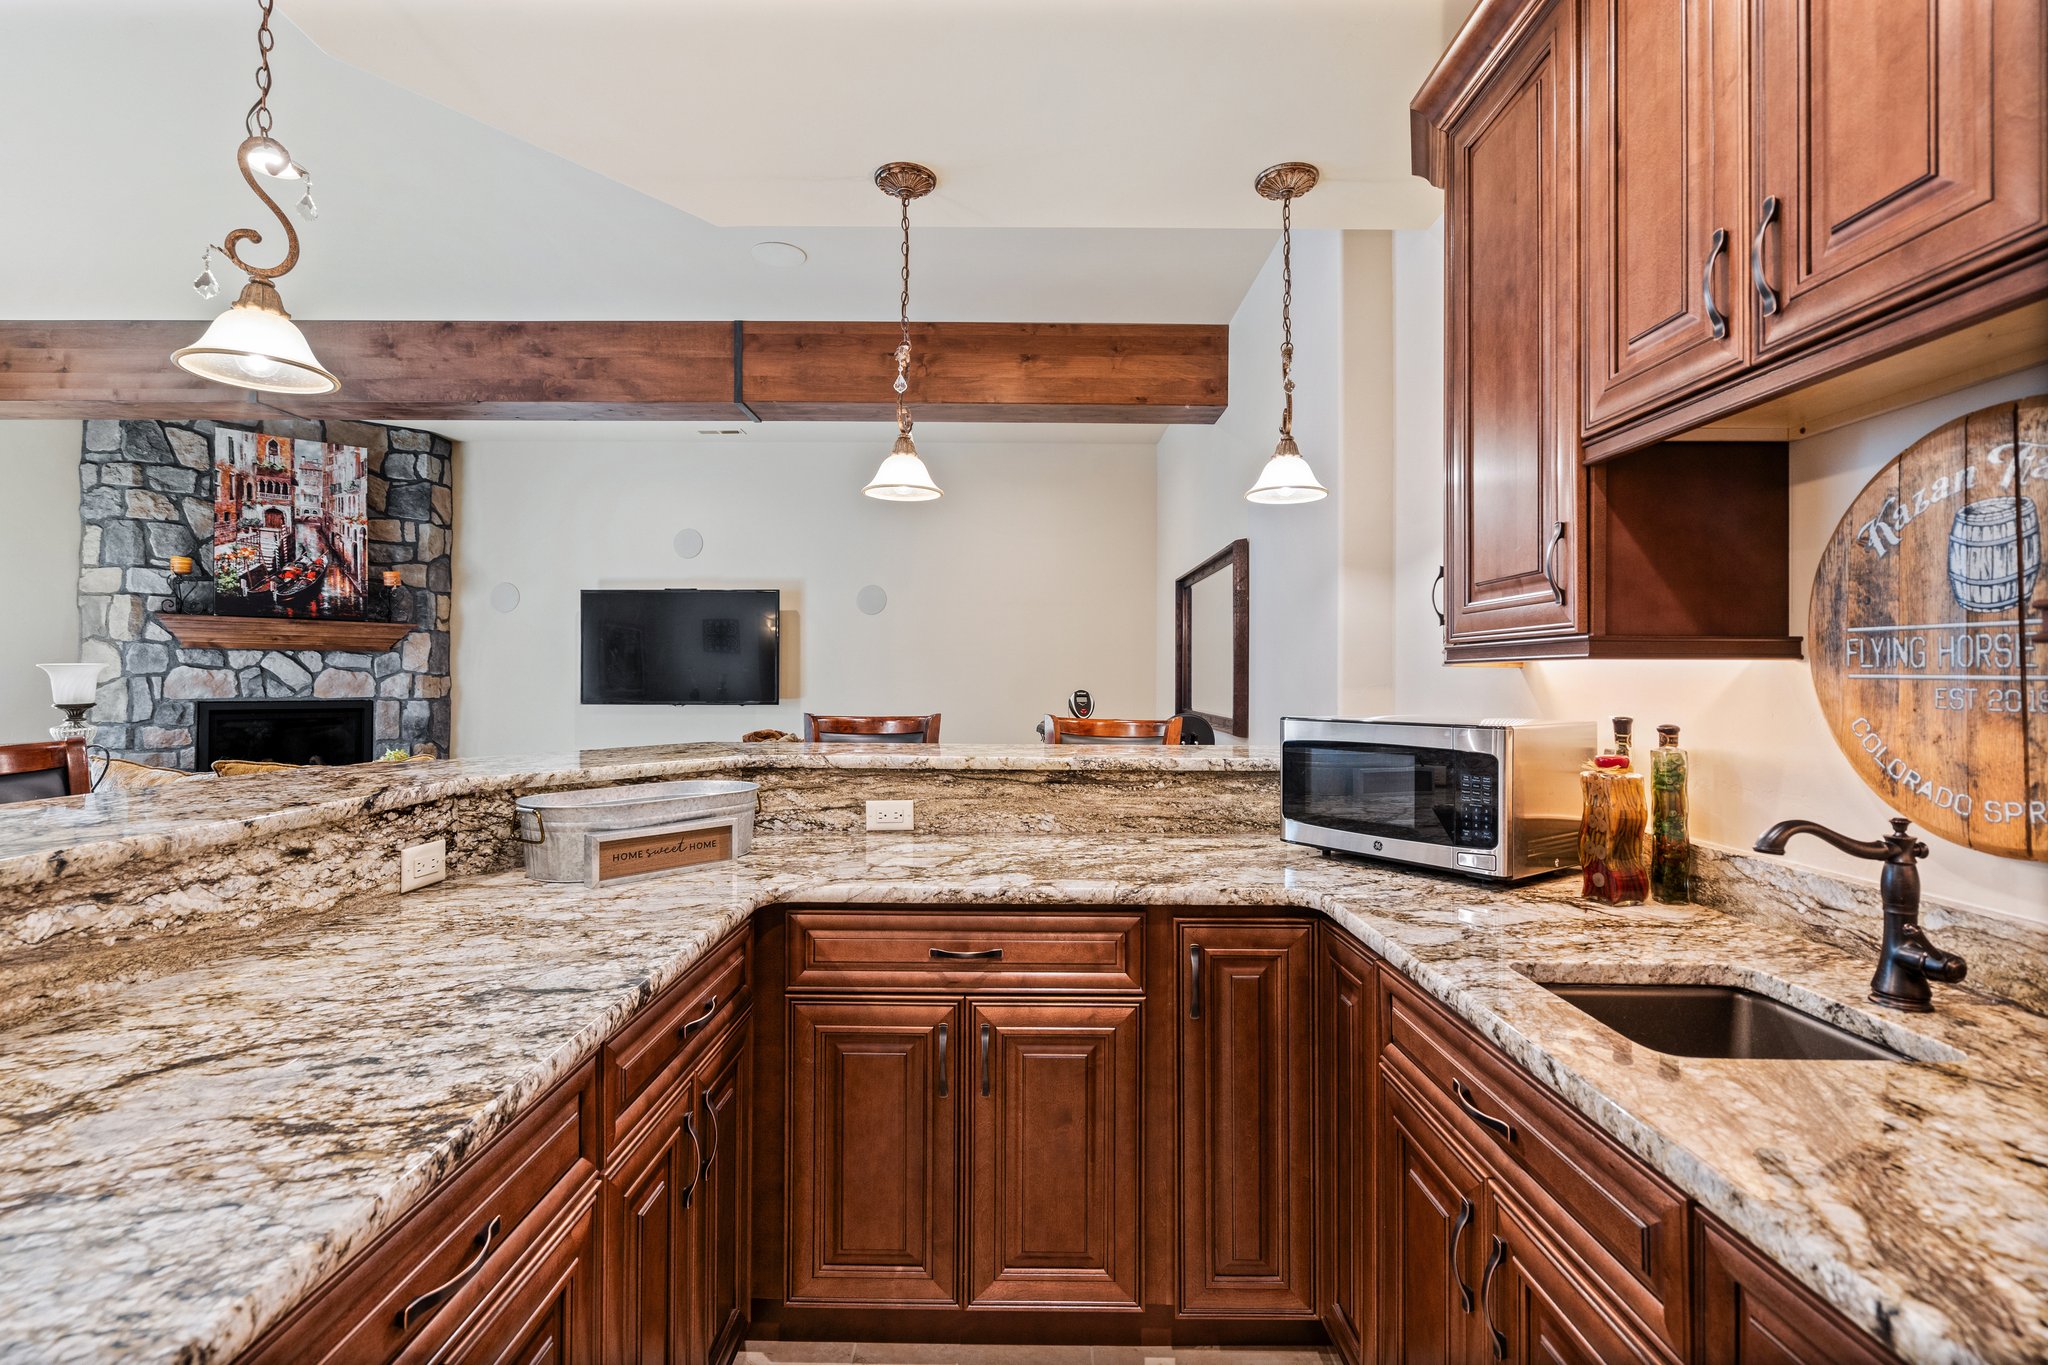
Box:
400;838;447;892
865;799;914;832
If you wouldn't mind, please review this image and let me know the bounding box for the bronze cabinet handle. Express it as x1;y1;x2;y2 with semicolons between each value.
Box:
1450;1196;1476;1312
1187;943;1204;1019
935;1021;949;1097
1452;1078;1516;1144
928;946;1003;960
1751;194;1779;316
677;994;718;1041
1701;227;1729;340
979;1020;993;1097
1431;564;1446;627
680;1105;704;1209
697;1089;719;1184
1540;522;1567;605
1482;1235;1508;1360
398;1214;502;1331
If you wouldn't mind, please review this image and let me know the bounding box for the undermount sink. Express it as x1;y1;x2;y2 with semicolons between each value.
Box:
1539;982;1912;1061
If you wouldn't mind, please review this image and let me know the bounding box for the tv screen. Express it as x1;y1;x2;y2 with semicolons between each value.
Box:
580;589;780;705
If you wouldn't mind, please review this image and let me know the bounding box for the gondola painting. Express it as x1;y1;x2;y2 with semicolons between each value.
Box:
211;430;371;619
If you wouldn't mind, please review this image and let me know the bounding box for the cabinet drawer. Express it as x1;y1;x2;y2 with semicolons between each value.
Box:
1380;973;1689;1357
787;909;1144;992
242;1061;599;1365
602;929;750;1149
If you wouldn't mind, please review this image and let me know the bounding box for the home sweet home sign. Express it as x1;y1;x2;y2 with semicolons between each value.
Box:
1811;394;2046;860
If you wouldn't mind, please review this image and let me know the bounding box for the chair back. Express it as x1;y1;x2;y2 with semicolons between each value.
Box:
804;713;942;744
1046;716;1184;746
0;739;92;805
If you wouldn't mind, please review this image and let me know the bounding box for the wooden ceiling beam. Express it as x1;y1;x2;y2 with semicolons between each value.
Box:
0;319;1227;424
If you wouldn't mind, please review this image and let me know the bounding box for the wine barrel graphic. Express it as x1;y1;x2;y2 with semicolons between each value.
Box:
1946;495;2041;611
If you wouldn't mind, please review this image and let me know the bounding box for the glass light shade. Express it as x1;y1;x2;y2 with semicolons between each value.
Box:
863;434;943;502
172;279;338;395
243;137;303;178
38;662;104;706
1245;436;1328;504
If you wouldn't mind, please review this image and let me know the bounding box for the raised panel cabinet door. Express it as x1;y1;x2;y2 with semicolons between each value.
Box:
1582;0;1750;429
1318;930;1377;1365
1696;1214;1900;1365
433;1190;602;1365
1177;920;1316;1316
1377;1072;1488;1365
1481;1194;1667;1365
965;999;1142;1309
689;1017;751;1365
1446;0;1583;648
1751;0;2047;356
786;998;960;1306
602;1082;700;1365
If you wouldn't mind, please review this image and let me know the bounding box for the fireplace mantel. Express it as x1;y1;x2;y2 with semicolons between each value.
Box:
155;616;413;653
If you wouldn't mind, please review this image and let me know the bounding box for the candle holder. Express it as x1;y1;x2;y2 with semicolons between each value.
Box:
369;570;410;624
155;565;213;615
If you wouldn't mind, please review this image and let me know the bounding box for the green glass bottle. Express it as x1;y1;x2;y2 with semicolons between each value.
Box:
1650;724;1691;904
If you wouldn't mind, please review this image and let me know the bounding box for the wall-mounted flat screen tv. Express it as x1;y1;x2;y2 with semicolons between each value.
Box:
580;589;780;705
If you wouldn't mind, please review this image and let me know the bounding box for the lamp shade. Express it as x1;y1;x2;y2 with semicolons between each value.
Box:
1245;436;1328;504
38;662;104;707
863;434;944;502
172;279;339;395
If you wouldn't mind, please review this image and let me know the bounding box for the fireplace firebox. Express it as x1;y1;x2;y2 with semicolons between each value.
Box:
194;700;376;770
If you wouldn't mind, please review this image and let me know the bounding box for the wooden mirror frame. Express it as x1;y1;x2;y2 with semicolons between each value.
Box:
1174;538;1249;739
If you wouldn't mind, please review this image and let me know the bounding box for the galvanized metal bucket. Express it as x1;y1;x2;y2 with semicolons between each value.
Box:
513;779;758;883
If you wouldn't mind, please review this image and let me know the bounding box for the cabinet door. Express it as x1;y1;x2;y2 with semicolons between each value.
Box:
1177;921;1316;1316
786;999;959;1306
604;1082;699;1365
1752;0;2047;356
1377;1072;1488;1365
1581;0;1749;428
1318;930;1377;1365
1445;0;1583;648
1482;1194;1665;1365
690;1017;751;1365
1696;1214;1899;1365
435;1190;602;1365
966;1000;1142;1309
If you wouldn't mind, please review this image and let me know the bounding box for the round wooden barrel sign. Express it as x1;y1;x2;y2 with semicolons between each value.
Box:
1811;393;2046;860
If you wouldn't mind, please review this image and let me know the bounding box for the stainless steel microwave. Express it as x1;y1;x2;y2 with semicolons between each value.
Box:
1280;717;1594;881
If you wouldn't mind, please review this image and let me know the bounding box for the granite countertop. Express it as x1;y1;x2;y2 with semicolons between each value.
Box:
1;833;2043;1365
0;743;1276;888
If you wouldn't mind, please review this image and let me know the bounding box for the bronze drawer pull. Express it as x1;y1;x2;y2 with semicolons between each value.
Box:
928;946;1003;960
1540;521;1566;605
1701;226;1729;340
1452;1078;1516;1144
979;1021;993;1097
935;1022;949;1097
697;1089;719;1184
677;994;719;1041
680;1105;704;1209
398;1214;502;1331
1751;194;1779;317
1450;1196;1476;1312
1187;943;1204;1019
1481;1235;1508;1360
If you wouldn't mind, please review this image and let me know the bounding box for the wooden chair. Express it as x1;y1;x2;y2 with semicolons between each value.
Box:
1045;716;1184;745
803;713;942;744
0;739;93;805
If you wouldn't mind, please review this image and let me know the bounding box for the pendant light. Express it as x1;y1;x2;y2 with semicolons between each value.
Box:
864;162;942;502
172;0;338;395
1245;162;1327;504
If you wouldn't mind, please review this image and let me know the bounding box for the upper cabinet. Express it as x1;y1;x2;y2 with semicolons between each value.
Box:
1415;0;2046;662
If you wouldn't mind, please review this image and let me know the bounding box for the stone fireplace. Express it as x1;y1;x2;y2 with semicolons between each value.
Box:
76;418;455;768
193;699;377;769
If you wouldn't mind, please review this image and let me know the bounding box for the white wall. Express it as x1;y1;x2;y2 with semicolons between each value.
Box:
1389;218;2048;926
450;427;1158;753
0;422;84;744
1156;230;1392;741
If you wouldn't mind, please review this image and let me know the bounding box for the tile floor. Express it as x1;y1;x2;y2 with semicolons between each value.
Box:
738;1344;1340;1365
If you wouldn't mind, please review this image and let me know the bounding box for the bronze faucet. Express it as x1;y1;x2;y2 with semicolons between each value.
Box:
1752;817;1968;1013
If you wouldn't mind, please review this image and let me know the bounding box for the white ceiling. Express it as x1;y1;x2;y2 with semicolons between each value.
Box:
283;0;1451;233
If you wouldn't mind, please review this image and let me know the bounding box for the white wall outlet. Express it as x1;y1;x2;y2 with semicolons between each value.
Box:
865;799;914;832
400;838;448;892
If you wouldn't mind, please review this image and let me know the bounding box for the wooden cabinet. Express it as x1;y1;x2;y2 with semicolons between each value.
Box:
1751;0;2047;357
1377;1067;1489;1365
606;1075;699;1364
966;1000;1143;1309
1484;1193;1667;1365
690;1014;752;1364
786;998;959;1306
1442;0;1583;653
437;1190;603;1365
1318;928;1377;1365
1177;920;1317;1317
1696;1213;1901;1365
1580;0;1749;427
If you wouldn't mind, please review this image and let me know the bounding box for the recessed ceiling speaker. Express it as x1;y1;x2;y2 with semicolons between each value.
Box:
674;528;705;559
489;582;521;614
751;241;808;267
856;585;889;616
